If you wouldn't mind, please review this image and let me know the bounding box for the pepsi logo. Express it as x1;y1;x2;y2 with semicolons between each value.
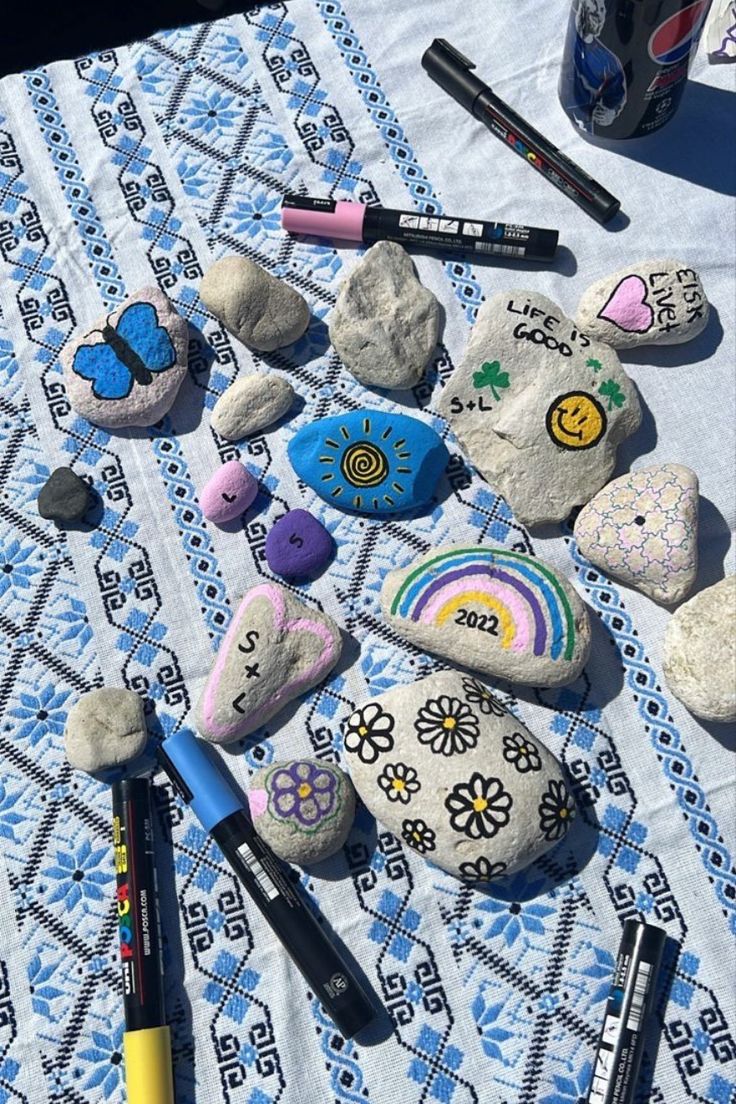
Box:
648;0;711;66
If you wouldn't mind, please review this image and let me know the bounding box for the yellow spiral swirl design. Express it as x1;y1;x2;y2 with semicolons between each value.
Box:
340;441;388;488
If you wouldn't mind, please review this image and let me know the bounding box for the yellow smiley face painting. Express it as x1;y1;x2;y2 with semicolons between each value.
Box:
545;391;608;451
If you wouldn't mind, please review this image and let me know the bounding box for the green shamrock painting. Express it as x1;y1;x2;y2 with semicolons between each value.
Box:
598;379;625;410
473;360;510;401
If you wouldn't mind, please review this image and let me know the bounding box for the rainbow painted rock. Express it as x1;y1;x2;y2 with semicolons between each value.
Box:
381;544;590;687
575;463;699;604
343;670;575;882
248;759;355;864
195;583;342;744
287;409;449;515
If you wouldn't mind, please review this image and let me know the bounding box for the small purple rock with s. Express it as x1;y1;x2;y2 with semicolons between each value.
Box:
265;509;334;577
201;460;257;524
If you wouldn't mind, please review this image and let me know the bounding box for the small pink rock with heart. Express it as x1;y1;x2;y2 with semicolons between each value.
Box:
201;460;257;524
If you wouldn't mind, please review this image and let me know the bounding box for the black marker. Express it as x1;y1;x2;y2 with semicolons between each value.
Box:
282;194;558;262
158;730;375;1039
586;921;666;1104
422;38;620;225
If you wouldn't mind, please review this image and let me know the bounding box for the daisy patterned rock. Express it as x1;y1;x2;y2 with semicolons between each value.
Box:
248;759;355;865
575;463;699;604
381;543;591;687
61;286;189;429
342;669;575;882
288;409;449;515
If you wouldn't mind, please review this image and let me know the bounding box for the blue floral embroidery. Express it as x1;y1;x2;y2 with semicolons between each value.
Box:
540;1059;593;1104
10;683;71;745
0;537;41;597
77;1021;126;1098
42;839;115;909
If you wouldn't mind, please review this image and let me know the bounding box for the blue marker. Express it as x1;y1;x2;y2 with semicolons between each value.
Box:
158;731;375;1039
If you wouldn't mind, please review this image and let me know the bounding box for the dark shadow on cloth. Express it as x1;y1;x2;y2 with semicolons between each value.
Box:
615;388;659;474
256;318;332;372
1;0;256;79
168;322;216;435
151;782;197;1104
581;81;736;195
619;305;724;369
691;494;731;596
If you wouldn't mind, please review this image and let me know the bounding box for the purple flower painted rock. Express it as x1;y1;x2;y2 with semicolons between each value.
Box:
249;758;355;864
265;509;334;578
200;460;257;524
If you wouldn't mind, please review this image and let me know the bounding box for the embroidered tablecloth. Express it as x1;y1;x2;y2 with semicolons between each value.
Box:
0;2;734;1102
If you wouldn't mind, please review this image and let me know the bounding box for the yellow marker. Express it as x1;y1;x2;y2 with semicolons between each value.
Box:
113;779;175;1104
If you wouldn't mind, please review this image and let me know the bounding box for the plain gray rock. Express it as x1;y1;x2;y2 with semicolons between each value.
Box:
200;255;310;352
663;575;736;723
211;373;294;440
249;758;355;864
329;241;440;389
342;670;575;882
576;260;709;349
196;582;342;744
575;463;699;605
62;287;189;429
437;290;641;525
64;688;147;774
380;543;591;687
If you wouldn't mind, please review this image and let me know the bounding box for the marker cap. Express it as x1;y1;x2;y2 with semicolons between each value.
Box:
159;730;243;833
281;195;366;242
124;1026;174;1104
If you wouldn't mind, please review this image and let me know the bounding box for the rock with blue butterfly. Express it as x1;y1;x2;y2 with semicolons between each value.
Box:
288;409;449;515
62;287;189;428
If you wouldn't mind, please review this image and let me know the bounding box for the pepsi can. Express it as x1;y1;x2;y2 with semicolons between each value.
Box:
559;0;713;139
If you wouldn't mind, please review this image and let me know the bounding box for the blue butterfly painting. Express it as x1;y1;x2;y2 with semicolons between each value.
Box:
72;302;177;401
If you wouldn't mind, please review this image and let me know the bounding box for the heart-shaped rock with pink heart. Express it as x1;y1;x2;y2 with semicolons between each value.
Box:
576;260;709;349
196;582;342;743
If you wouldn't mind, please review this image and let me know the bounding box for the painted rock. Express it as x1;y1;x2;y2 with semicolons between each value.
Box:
61;287;189;429
663;575;736;724
200;461;258;525
381;543;590;687
437;291;641;525
342;670;575;881
196;582;342;743
37;467;91;523
576;260;709;349
265;509;334;578
575;464;699;605
212;373;295;441
329;241;440;389
65;688;147;774
288;409;449;515
200;255;310;352
249;759;355;864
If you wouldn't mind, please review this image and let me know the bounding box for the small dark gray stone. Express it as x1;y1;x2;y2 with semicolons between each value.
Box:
37;467;91;522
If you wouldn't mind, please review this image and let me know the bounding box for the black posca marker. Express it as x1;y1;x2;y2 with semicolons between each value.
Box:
158;730;375;1039
281;194;559;262
586;921;666;1104
422;38;621;225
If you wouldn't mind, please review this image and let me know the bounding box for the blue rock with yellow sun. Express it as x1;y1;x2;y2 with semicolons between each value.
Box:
288;409;449;515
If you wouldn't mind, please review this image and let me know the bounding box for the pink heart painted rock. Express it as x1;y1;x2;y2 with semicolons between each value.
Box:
574;463;699;605
195;583;342;743
576;260;709;349
598;275;654;334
